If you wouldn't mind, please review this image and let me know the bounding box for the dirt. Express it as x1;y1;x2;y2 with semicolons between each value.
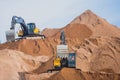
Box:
0;41;19;50
52;24;92;38
0;39;54;56
42;28;61;38
0;9;120;80
0;49;49;80
70;10;120;37
75;36;120;73
45;68;120;80
32;56;54;74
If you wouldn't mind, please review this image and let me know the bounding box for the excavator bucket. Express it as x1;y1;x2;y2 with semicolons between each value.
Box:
5;30;15;42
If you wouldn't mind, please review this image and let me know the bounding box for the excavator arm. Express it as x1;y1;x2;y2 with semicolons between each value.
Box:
10;16;28;36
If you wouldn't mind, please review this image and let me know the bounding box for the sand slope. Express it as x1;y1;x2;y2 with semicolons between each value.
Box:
45;68;120;80
0;10;120;80
0;49;49;80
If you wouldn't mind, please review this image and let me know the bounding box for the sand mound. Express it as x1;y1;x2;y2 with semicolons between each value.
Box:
0;41;19;50
75;36;120;73
18;39;53;56
0;39;54;56
42;28;61;37
47;68;81;80
0;49;49;80
53;24;92;39
0;9;120;80
42;10;120;73
25;72;56;80
45;68;120;80
32;56;54;74
70;10;120;37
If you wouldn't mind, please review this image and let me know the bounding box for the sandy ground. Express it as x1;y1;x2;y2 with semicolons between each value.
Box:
45;68;120;80
0;49;49;80
0;10;120;80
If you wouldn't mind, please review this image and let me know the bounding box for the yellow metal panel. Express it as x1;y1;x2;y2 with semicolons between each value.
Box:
54;58;61;67
34;28;40;34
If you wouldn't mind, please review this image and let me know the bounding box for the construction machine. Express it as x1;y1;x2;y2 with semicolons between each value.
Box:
54;31;76;68
6;16;45;42
47;31;76;73
54;30;68;69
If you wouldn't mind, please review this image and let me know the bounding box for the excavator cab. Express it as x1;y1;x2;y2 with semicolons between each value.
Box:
27;23;40;35
18;23;40;37
27;23;36;35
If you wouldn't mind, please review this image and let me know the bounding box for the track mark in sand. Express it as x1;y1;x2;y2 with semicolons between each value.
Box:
33;40;40;53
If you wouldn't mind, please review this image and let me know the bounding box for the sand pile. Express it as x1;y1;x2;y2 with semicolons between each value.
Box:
53;24;92;39
18;39;53;56
42;28;61;37
42;10;120;73
43;10;120;38
46;68;82;80
0;9;120;80
0;49;49;80
70;10;120;37
25;71;57;80
32;56;54;74
0;41;19;50
43;9;120;74
0;39;53;56
45;68;120;80
75;36;120;73
42;24;93;52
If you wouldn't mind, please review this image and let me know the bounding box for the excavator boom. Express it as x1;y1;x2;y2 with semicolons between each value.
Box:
10;16;28;36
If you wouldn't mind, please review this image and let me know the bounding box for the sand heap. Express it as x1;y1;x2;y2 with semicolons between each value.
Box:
42;28;61;37
70;10;120;37
0;39;54;56
37;10;120;80
68;10;120;73
45;68;120;80
0;49;49;80
0;10;120;80
42;10;120;73
43;22;93;40
75;36;120;73
43;10;120;38
53;24;92;39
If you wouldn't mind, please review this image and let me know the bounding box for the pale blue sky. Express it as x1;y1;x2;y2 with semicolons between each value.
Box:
0;0;120;43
